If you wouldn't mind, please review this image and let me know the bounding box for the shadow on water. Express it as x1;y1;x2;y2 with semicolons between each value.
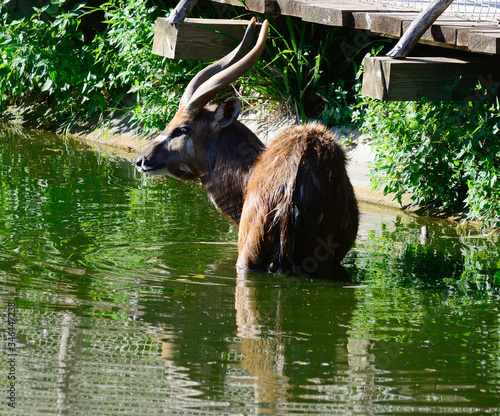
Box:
0;124;500;414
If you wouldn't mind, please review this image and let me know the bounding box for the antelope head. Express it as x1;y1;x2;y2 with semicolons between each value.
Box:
135;20;267;178
135;18;268;225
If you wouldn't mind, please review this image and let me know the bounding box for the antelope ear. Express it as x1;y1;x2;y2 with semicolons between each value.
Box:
213;97;241;129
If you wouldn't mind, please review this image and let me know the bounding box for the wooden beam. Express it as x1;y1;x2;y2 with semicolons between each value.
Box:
352;11;419;37
276;0;303;17
209;0;278;13
362;56;500;101
456;25;499;47
402;17;466;45
301;2;348;27
467;30;500;54
152;18;255;60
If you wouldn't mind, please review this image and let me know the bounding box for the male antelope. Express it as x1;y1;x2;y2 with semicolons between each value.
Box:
136;18;359;277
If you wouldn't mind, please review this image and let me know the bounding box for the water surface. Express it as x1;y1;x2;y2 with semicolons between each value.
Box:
1;125;499;415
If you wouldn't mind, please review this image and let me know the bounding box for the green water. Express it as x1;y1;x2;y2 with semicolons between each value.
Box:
1;125;500;415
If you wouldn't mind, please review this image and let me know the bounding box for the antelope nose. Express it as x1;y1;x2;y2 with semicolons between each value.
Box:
136;156;147;172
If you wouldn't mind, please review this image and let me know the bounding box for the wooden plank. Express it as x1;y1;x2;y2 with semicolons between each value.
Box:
359;12;420;37
301;1;349;26
362;56;500;101
152;18;255;60
467;30;500;54
456;25;499;47
302;1;387;27
276;0;303;17
209;0;278;13
402;18;463;45
351;11;404;33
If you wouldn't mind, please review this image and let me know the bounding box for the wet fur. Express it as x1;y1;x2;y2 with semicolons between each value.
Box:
237;123;359;277
201;109;265;225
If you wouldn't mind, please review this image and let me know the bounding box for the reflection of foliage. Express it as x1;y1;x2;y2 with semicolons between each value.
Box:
345;216;500;295
347;216;500;358
0;125;235;314
392;244;464;287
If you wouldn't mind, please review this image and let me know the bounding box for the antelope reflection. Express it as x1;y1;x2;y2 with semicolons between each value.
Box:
235;271;377;412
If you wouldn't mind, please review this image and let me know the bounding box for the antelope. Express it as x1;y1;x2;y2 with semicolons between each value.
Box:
135;18;359;277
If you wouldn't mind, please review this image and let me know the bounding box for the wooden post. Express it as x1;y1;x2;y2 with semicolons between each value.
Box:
387;0;455;58
166;0;199;24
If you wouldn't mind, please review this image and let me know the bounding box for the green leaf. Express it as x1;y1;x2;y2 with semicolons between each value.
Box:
41;78;53;92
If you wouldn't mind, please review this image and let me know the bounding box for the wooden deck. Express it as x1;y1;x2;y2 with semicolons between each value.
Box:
210;0;500;55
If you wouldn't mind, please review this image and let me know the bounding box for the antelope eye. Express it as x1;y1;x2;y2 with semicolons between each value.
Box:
171;127;189;138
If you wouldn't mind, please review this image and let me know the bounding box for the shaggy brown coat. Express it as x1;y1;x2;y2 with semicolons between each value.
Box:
237;123;359;276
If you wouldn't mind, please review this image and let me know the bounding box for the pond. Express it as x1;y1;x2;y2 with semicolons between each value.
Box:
1;124;500;415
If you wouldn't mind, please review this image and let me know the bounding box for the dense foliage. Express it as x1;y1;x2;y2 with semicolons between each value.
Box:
0;0;202;132
361;86;500;228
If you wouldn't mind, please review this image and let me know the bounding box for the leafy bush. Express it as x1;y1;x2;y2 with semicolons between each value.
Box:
362;84;500;228
98;0;213;131
0;1;102;126
0;0;202;132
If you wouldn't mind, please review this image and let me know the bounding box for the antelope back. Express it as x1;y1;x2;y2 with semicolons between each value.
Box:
237;123;359;277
